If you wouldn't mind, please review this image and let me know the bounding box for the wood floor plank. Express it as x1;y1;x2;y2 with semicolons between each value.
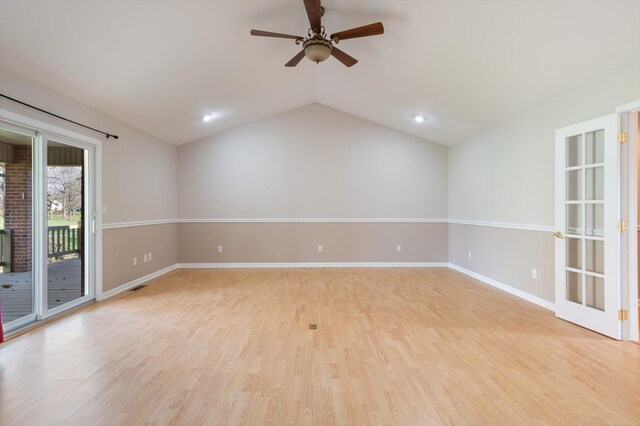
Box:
1;267;639;425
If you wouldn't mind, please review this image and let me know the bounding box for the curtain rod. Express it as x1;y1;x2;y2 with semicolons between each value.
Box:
0;93;119;140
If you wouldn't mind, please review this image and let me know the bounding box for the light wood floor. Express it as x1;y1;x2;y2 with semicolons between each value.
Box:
1;268;639;425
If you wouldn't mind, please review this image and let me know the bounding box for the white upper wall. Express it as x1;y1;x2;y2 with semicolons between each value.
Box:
0;66;178;224
178;103;448;219
448;60;640;226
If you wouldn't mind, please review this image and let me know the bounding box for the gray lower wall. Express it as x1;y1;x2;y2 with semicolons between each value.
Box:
448;223;554;302
103;223;178;292
178;222;448;264
103;222;555;306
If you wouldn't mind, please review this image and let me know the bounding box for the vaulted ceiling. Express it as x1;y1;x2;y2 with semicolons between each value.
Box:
1;1;638;146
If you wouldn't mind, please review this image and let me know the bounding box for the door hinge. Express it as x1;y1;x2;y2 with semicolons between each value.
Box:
618;310;629;321
617;132;628;144
617;220;628;232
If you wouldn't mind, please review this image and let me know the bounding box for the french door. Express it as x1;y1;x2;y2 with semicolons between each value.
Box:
554;114;620;339
0;121;96;334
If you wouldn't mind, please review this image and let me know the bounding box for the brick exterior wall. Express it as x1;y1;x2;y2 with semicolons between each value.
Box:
5;145;32;272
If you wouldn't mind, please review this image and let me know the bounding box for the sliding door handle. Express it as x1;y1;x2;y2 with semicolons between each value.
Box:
554;231;564;239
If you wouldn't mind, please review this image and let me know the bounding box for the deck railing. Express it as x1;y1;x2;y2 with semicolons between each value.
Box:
48;225;80;258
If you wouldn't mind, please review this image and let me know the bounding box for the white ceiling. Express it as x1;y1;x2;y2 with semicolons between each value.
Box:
0;1;638;146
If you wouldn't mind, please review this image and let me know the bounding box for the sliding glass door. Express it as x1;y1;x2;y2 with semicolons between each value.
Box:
44;135;94;317
0;122;96;333
0;123;36;332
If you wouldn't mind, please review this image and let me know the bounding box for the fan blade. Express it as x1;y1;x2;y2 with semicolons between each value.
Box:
303;0;322;32
330;22;384;41
285;50;307;67
250;30;303;41
331;46;358;67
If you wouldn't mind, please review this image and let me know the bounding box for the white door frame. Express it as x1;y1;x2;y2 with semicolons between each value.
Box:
617;100;640;341
0;108;104;319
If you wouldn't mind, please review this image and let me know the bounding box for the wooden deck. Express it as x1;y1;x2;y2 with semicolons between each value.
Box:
0;258;82;323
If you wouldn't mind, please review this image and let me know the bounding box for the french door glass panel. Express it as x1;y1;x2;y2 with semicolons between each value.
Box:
555;114;619;339
563;134;605;310
0;125;36;332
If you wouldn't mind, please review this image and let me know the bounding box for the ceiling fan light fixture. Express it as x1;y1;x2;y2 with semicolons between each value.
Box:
303;38;332;63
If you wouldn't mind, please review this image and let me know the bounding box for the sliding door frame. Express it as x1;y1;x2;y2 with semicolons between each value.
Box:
0;108;103;323
39;132;97;319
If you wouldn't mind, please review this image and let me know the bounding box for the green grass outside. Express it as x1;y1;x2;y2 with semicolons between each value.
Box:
47;212;82;228
0;212;82;229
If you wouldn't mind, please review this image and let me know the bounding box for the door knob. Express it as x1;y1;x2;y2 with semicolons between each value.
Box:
554;231;565;239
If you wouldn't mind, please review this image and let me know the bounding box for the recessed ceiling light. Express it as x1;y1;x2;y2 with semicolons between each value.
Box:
413;114;425;123
203;113;216;122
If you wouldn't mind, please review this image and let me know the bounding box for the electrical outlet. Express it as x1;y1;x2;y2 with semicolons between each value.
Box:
133;257;137;266
531;268;538;279
143;254;148;263
468;250;472;259
218;245;223;253
317;245;323;253
396;245;402;252
148;252;152;261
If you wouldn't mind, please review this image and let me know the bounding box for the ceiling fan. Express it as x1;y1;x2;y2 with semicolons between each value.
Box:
250;0;384;67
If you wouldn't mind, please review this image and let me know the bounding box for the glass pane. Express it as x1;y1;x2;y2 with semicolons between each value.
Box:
585;167;604;200
566;237;582;270
566;134;582;167
586;239;604;274
47;140;87;310
586;276;605;311
566;170;582;201
566;204;582;235
566;271;583;304
0;128;35;328
586;203;604;237
585;130;604;165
